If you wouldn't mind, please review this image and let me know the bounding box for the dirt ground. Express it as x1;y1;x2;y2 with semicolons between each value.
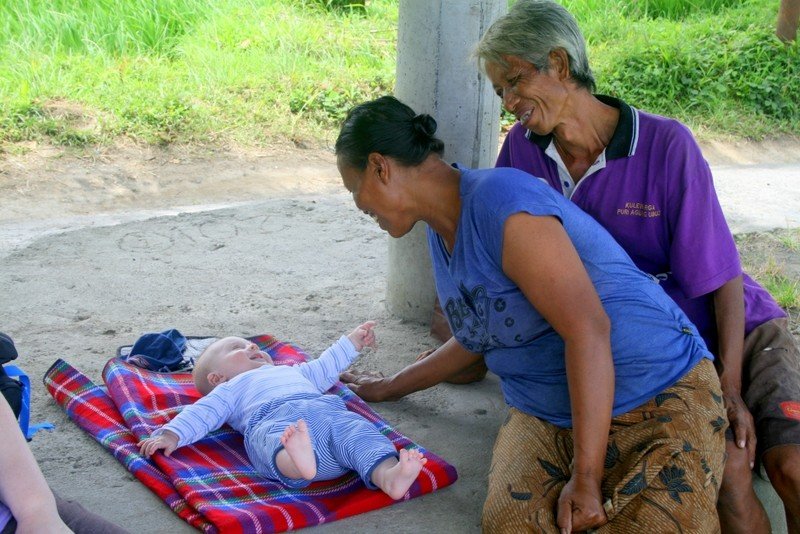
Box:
0;138;798;533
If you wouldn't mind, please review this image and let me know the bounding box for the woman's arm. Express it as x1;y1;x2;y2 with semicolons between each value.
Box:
502;213;613;532
0;395;72;533
340;336;483;401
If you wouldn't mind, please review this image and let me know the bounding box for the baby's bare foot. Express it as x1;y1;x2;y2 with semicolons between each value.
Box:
280;420;316;480
382;448;427;500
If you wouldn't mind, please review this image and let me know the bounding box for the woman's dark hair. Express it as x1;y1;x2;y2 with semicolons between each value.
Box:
335;95;445;170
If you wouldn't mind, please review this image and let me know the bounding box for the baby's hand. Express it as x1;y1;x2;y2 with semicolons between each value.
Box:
138;430;179;458
348;320;377;351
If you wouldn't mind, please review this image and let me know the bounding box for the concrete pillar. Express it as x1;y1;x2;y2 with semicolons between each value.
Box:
388;0;505;323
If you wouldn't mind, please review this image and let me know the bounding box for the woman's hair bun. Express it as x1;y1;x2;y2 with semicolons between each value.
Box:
411;113;437;138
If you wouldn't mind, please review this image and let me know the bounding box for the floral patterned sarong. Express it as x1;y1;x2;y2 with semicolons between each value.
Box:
483;358;727;533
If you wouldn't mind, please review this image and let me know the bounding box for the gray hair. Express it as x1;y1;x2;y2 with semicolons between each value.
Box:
475;0;595;91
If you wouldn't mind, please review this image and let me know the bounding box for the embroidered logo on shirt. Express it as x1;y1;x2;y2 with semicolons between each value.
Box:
780;401;800;422
616;202;661;218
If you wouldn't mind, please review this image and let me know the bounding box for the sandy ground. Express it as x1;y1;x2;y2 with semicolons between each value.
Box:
0;138;798;533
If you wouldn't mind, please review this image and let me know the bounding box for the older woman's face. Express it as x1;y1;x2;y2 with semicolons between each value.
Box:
486;55;568;136
338;155;412;239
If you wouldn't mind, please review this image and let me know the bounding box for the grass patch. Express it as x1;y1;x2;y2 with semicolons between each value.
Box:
565;0;800;138
737;228;800;311
755;258;800;309
0;0;797;147
775;231;800;252
623;0;742;19
0;0;396;146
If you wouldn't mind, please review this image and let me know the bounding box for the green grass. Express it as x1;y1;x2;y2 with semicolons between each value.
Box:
564;0;800;138
0;0;396;146
737;229;800;310
758;260;800;309
0;0;797;148
775;231;800;252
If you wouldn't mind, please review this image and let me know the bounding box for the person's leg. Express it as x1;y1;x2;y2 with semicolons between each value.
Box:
274;420;316;480
482;408;564;533
244;414;319;488
763;444;800;533
54;492;130;534
323;406;418;498
598;359;726;533
742;318;800;533
485;360;726;533
716;437;769;534
368;448;427;500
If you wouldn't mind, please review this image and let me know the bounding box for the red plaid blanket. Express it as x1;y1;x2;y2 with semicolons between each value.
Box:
44;334;457;533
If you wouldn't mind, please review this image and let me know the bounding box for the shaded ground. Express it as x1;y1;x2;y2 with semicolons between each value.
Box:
0;140;798;532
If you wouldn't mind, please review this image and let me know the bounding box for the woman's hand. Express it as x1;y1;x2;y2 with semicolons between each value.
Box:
722;388;757;468
340;370;396;402
341;337;484;402
556;473;608;533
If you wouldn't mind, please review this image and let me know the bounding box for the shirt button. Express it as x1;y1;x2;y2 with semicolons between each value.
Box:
563;181;570;188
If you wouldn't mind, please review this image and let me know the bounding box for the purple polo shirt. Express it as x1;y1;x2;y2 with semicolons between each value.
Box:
496;95;786;354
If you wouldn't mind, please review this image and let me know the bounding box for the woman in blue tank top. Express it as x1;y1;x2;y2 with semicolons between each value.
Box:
335;95;727;533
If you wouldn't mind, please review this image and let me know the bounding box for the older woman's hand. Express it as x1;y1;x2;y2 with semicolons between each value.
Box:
556;473;608;533
340;369;395;402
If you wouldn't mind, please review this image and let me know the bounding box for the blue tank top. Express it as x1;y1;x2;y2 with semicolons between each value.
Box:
427;166;711;427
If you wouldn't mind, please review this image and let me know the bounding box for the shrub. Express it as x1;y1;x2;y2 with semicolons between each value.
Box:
600;25;799;125
625;0;742;19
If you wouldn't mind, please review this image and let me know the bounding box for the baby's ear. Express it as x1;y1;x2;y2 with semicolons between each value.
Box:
207;372;225;387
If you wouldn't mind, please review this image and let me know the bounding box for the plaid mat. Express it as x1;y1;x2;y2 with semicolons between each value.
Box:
44;334;458;533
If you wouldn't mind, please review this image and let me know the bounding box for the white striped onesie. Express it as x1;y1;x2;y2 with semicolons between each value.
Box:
159;336;397;488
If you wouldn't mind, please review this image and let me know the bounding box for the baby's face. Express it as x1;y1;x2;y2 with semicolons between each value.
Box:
206;337;273;381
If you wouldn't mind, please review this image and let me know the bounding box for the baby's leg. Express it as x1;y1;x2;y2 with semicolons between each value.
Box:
275;420;317;480
324;407;424;497
370;448;427;500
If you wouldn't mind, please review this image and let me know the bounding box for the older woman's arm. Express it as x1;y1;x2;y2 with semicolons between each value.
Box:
502;213;613;533
340;336;483;401
712;276;755;466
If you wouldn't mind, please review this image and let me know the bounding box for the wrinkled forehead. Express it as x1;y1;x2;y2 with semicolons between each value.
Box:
486;55;529;84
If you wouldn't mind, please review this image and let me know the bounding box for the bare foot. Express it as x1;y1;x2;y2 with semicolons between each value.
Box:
376;448;427;500
280;419;316;480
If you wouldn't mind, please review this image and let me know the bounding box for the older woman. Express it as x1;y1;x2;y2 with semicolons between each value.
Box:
336;95;726;532
472;1;800;532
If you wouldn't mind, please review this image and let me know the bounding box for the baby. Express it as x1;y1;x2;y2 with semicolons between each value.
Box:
138;322;426;499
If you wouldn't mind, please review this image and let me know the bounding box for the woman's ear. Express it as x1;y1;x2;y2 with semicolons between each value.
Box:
367;152;389;184
549;48;571;80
